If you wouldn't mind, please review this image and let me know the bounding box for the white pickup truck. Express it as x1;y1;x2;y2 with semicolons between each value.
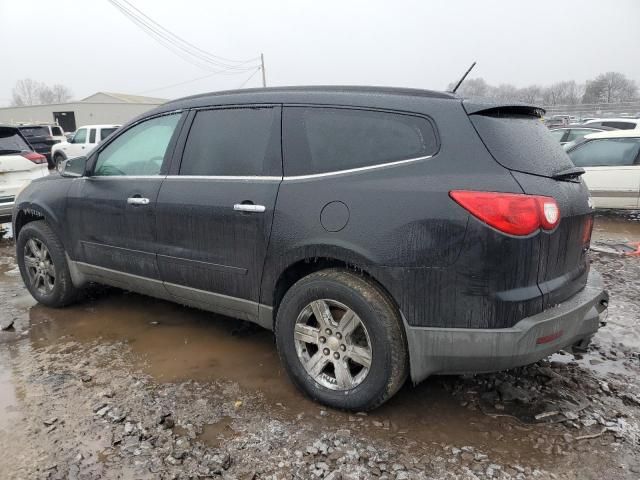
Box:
51;124;120;169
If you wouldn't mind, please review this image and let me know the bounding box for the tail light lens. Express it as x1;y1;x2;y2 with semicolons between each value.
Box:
449;190;560;236
21;152;47;164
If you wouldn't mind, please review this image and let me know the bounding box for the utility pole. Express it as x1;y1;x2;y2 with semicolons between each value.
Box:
260;53;266;88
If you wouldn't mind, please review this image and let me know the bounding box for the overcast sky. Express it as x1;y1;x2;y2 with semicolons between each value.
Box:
1;0;639;105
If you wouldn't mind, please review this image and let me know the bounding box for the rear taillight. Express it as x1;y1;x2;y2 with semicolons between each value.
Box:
449;190;560;236
21;152;47;164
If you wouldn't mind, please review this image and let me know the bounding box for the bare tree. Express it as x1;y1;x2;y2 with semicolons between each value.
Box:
49;84;73;103
11;79;45;106
517;85;543;104
10;79;73;106
448;77;491;97
583;72;638;103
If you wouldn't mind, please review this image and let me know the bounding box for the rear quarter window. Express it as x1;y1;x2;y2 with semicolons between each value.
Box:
283;107;438;176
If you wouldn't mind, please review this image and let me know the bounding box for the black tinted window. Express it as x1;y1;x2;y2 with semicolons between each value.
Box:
180;108;279;176
51;127;63;136
89;129;96;143
602;121;635;130
100;128;117;141
0;128;30;152
284;107;438;176
19;126;48;137
569;138;640;167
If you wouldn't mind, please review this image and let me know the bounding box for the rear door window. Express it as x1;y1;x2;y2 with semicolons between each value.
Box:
568;138;640;167
100;128;118;141
51;127;63;136
179;107;280;176
283;107;438;176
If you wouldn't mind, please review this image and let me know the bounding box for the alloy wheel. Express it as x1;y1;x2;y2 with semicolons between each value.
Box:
294;299;372;391
23;238;56;295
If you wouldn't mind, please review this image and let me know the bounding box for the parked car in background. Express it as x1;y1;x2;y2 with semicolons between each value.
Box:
17;124;66;169
566;130;640;209
12;87;608;410
550;125;614;145
0;125;48;223
582;118;640;130
51;124;120;169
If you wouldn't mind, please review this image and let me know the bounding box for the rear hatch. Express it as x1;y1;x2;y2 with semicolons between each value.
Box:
464;101;593;308
19;126;59;156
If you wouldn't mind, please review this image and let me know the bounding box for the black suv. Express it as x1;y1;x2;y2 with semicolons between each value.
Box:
18;124;65;169
12;87;608;410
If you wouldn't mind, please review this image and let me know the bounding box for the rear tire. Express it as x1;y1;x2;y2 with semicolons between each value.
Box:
275;269;408;411
17;220;80;307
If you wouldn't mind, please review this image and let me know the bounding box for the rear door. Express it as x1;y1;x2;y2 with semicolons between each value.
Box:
66;113;183;284
466;105;594;308
567;137;640;209
156;105;282;322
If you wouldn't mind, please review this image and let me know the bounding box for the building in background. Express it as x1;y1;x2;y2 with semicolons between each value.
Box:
0;92;167;132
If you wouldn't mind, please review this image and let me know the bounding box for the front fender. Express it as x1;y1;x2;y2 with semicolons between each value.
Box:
13;176;74;252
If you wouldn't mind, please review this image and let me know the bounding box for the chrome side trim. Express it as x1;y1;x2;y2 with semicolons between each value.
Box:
164;175;282;181
281;155;433;180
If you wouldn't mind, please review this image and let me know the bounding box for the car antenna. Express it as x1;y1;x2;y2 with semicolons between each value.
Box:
450;61;477;94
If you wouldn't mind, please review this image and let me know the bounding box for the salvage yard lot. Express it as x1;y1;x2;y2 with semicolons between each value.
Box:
0;212;639;480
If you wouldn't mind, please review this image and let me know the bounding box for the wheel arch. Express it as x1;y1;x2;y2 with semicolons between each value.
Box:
264;248;401;330
14;204;66;249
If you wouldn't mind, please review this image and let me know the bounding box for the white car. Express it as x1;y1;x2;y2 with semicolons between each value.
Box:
582;118;640;130
51;124;120;169
566;130;640;209
0;125;49;223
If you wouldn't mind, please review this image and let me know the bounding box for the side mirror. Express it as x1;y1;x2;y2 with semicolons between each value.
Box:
59;156;87;177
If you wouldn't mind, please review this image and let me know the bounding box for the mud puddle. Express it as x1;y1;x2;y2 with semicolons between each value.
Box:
592;211;640;242
24;289;570;467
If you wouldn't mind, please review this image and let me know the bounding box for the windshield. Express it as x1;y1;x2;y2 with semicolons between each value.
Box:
0;128;30;153
19;126;49;137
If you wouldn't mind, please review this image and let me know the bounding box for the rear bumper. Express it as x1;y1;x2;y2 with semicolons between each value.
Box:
0;198;15;223
405;268;608;384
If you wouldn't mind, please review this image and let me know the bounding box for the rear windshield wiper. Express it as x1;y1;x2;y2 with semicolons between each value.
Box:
552;166;585;180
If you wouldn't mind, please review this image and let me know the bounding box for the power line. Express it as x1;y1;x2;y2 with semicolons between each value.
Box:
117;0;259;68
138;72;225;95
107;0;260;73
237;68;262;89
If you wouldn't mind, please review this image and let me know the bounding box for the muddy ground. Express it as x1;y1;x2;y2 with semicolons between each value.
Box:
0;213;639;480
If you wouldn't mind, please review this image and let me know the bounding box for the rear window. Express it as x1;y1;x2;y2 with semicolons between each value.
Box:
19;126;49;137
283;107;438;176
568;138;640;167
0;128;30;153
470;112;575;177
100;128;118;141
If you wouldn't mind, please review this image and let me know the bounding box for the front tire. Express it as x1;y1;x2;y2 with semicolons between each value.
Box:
17;220;79;307
54;153;65;172
275;269;408;411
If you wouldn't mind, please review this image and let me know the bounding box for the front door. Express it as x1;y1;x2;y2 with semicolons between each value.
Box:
66;112;184;289
156;106;282;323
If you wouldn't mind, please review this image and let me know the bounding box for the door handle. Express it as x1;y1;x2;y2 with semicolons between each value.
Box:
233;203;266;213
127;197;150;205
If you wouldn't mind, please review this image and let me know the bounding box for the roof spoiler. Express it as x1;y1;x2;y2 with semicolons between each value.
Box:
462;99;545;118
